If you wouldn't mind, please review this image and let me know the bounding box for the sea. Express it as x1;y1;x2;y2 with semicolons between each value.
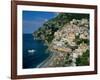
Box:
23;34;50;69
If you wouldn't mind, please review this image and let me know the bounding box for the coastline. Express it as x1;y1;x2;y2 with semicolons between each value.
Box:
36;49;61;68
23;34;50;68
36;51;53;68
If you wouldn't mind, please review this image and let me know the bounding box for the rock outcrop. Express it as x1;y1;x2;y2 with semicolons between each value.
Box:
33;13;90;67
47;19;89;67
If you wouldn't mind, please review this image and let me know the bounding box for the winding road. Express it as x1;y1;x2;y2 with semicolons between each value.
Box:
36;52;57;68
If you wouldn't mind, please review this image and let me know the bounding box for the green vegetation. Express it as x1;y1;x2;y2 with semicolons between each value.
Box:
76;39;89;45
33;13;89;44
33;13;90;67
64;53;72;66
75;49;89;66
75;35;89;45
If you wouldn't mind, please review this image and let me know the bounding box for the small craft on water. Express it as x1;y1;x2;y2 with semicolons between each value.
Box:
28;49;35;54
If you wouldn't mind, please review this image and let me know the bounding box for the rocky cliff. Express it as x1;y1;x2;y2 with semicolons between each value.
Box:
33;13;89;67
48;19;89;67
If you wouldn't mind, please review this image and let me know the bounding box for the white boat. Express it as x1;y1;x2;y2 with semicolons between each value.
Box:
28;49;35;53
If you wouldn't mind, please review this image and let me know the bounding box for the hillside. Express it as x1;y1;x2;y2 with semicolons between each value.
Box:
33;13;89;45
33;13;90;67
48;18;89;67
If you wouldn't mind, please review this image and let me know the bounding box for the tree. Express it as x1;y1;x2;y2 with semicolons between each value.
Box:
75;49;89;66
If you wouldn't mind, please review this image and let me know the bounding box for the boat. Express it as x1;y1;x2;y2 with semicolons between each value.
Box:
28;49;35;54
